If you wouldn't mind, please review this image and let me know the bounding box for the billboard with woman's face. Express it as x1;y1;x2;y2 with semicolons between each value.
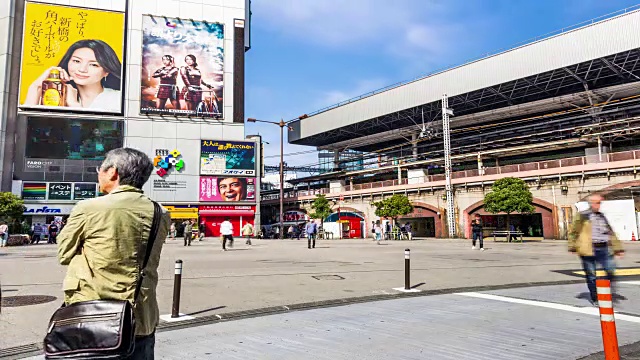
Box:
140;15;224;118
19;2;125;114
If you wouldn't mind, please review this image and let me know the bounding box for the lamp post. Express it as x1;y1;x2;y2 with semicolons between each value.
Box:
247;115;307;239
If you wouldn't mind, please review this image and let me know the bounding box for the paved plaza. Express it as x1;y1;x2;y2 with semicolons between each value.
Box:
3;238;640;359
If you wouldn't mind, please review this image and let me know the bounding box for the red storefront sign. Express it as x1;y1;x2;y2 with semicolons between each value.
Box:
199;205;256;237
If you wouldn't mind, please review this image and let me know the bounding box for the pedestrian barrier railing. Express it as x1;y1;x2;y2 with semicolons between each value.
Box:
262;149;640;202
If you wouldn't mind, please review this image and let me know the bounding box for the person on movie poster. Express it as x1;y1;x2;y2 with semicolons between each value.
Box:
152;55;179;110
180;54;218;113
23;39;122;112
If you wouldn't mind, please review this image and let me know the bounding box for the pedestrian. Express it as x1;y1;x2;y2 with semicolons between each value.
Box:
242;221;254;245
199;219;206;241
0;221;8;247
471;214;484;251
48;222;59;244
31;223;42;244
305;219;317;249
220;217;234;251
288;225;294;239
297;224;303;240
183;219;193;246
405;222;413;241
371;221;376;240
55;148;170;359
169;222;176;240
508;223;516;242
569;194;624;306
374;221;382;245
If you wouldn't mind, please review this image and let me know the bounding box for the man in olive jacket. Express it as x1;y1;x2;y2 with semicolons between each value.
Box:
57;148;170;359
568;194;624;305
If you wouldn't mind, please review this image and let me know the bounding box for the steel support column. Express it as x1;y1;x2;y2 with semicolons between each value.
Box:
442;94;456;238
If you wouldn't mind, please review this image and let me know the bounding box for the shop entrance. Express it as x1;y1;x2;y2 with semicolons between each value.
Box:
479;214;544;237
398;217;436;237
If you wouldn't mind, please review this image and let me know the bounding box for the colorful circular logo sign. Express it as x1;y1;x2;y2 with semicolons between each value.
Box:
154;149;184;177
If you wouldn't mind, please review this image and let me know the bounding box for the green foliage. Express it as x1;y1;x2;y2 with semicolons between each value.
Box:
484;178;535;215
372;194;414;221
0;192;25;223
309;194;333;223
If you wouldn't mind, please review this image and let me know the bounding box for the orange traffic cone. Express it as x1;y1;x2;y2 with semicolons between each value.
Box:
632;232;636;241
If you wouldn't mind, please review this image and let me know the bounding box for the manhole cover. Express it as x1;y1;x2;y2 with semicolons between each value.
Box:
1;295;57;307
312;275;345;280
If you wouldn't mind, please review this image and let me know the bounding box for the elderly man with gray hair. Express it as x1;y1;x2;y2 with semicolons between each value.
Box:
56;148;170;359
568;194;624;306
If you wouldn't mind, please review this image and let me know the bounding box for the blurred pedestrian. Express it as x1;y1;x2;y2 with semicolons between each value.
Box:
0;221;8;247
242;221;254;245
471;214;484;251
199;219;206;241
374;221;382;245
56;148;170;359
305;219;317;249
221;217;234;251
169;222;176;240
48;222;59;244
569;194;624;306
183;219;193;246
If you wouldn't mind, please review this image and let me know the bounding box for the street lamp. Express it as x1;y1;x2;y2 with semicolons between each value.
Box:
247;115;308;239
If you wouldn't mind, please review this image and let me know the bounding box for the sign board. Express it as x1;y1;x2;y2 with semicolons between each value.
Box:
24;204;76;215
152;179;188;191
200;140;256;176
48;182;72;200
199;176;256;202
73;183;97;200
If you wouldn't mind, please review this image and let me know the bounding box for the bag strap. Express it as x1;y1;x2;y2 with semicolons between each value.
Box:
134;201;162;304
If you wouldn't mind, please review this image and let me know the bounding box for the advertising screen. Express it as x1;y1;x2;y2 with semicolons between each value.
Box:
19;2;125;113
140;15;224;118
25;117;123;161
199;176;256;202
22;182;47;200
200;140;255;176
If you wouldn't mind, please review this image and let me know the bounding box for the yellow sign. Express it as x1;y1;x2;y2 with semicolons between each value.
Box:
164;206;198;220
19;2;125;113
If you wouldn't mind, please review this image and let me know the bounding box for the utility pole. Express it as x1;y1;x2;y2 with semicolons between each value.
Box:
442;94;456;238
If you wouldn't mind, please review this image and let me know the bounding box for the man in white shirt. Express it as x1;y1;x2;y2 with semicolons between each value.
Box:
220;217;234;251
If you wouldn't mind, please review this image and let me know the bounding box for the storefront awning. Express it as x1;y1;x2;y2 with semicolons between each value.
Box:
199;209;255;216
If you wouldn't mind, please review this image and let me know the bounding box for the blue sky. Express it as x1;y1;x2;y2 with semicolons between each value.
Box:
245;0;640;169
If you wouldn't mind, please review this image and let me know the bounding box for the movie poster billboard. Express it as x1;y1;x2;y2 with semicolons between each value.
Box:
200;140;256;176
199;177;256;202
19;2;125;113
140;15;224;118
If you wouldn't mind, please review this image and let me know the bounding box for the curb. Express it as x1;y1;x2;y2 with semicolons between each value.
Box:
0;279;584;359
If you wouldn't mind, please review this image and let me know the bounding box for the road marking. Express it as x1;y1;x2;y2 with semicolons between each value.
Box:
456;292;640;324
621;281;640;285
572;268;640;277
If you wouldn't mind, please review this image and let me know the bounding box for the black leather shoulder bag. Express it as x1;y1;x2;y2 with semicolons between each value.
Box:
44;201;162;359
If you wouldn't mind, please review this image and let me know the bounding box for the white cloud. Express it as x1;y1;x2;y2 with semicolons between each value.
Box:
313;78;389;110
252;0;454;59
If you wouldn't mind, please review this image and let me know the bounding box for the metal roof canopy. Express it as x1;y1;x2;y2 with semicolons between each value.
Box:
289;9;640;152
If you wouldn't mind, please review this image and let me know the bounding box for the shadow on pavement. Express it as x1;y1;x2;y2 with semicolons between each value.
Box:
187;305;226;316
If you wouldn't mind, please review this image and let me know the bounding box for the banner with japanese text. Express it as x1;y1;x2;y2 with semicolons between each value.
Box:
199;176;256;202
200;140;256;176
19;2;125;113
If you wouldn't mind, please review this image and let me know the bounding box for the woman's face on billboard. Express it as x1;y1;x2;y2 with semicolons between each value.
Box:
218;178;244;201
67;48;108;86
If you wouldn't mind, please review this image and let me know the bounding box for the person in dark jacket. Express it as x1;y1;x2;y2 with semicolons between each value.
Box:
471;214;484;251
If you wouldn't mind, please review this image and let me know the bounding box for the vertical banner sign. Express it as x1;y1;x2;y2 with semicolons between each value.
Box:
140;15;224;118
19;2;125;113
48;182;73;200
200;140;256;176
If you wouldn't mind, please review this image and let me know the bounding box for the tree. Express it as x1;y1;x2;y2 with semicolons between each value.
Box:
309;194;333;227
484;177;535;230
0;192;25;233
372;194;413;226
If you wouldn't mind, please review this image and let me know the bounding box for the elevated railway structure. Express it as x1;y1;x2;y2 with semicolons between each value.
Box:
262;7;640;240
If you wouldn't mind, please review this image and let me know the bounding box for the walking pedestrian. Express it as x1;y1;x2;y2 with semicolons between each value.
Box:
569;194;624;306
199;219;206;241
56;148;170;359
305;219;317;249
288;225;295;239
242;221;254;245
221;217;234;251
31;223;42;244
183;219;193;246
374;221;382;245
48;222;59;244
169;222;176;240
471;214;484;251
0;221;8;247
405;222;413;241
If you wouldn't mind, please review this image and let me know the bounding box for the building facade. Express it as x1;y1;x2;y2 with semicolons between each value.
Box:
0;0;258;236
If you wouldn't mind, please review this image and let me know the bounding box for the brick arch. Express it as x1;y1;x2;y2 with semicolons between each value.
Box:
462;198;555;239
330;206;365;218
410;201;444;238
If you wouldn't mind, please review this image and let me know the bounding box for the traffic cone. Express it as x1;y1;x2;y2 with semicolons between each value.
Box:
632;232;636;241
